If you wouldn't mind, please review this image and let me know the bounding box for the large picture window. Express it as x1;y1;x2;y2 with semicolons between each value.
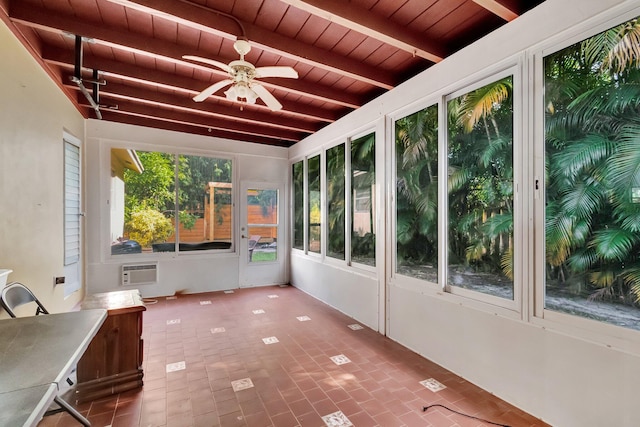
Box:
543;16;640;331
395;105;438;281
110;149;232;255
447;76;514;300
351;133;375;266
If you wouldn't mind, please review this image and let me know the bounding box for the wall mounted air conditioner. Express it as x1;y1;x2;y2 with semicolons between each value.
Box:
121;263;158;286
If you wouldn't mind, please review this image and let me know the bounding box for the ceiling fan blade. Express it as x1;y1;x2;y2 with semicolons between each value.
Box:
251;83;283;111
193;79;233;102
255;66;298;79
182;55;231;73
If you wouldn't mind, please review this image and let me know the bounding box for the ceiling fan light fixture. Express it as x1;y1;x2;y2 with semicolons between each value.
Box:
224;86;238;102
245;87;258;104
185;38;297;111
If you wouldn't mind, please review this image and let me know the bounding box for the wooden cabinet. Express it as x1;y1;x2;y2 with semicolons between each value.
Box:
75;289;145;402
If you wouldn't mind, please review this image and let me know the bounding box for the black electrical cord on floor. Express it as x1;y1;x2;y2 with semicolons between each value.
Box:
423;404;512;427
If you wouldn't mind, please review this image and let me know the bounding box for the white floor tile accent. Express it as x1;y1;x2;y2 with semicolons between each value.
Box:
231;378;254;392
224;290;234;294
262;336;279;345
267;294;279;299
166;295;177;300
420;378;447;392
330;354;351;365
321;411;353;427
166;319;180;325
347;323;363;330
252;309;265;314
166;361;186;373
211;327;226;334
297;315;311;321
200;300;212;305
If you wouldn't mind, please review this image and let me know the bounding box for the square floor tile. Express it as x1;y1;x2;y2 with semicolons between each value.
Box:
262;336;279;345
166;361;186;373
252;309;265;314
297;315;311;321
347;324;363;330
321;410;353;427
420;378;446;392
330;355;351;365
231;378;254;392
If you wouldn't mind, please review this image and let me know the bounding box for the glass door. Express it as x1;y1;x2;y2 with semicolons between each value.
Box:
239;181;286;287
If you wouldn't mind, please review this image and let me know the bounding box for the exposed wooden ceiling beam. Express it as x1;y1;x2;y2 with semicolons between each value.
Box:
80;96;306;143
472;0;519;22
64;80;320;135
9;2;364;108
99;111;292;147
42;47;341;124
279;0;446;63
104;0;398;90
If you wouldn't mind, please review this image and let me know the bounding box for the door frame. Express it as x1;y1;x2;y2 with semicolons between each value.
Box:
239;181;287;287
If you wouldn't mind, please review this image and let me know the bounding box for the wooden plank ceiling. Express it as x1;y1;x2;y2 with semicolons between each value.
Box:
0;0;545;147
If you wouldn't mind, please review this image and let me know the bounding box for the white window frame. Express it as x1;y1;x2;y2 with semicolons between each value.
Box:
388;99;442;292
106;142;235;260
531;4;640;353
442;65;523;314
63;133;82;297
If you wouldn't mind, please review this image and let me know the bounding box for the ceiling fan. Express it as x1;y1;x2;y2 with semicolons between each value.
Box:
183;39;298;111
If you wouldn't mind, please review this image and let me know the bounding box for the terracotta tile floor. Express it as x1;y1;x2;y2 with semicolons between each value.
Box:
39;285;549;427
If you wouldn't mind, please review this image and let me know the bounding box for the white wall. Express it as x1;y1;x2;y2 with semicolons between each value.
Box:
288;0;640;425
85;120;289;297
0;20;85;315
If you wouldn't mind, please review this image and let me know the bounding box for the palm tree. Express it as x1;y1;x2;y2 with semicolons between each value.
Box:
447;76;514;283
395;105;439;271
544;17;640;304
351;133;376;264
326;144;346;259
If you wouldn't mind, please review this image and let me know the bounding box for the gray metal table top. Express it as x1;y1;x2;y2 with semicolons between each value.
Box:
0;309;107;426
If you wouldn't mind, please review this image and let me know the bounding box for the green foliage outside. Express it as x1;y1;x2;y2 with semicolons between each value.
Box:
123;151;232;247
327;144;345;259
544;18;640;304
351;133;376;265
292;162;304;250
447;76;514;280
395;105;439;270
125;208;173;247
393;16;640;310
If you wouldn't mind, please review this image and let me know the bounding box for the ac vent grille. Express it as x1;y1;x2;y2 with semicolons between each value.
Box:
121;263;157;286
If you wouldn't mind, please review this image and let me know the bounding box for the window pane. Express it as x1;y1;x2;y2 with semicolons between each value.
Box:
175;155;232;252
308;155;321;253
327;144;346;260
351;133;375;266
395;105;438;281
544;17;640;330
111;150;175;254
292;161;304;250
247;188;278;263
447;76;514;300
110;150;233;254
